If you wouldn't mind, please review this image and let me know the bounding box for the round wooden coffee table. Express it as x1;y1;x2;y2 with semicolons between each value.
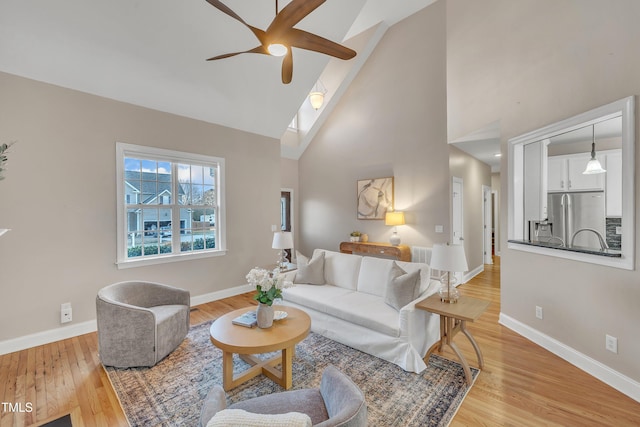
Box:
209;306;310;391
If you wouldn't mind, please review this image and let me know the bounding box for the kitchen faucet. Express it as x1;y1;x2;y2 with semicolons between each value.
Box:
570;228;609;250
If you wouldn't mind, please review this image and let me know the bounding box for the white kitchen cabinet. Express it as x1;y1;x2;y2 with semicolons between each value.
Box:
605;150;622;217
547;152;605;192
568;153;605;191
547;156;567;191
523;140;548;224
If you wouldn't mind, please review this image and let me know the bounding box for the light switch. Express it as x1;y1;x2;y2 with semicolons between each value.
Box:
435;225;444;233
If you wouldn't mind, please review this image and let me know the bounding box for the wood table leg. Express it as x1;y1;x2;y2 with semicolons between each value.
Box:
424;315;474;386
460;320;484;369
222;351;235;391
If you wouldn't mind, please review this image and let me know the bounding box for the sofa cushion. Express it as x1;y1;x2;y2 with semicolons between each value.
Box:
395;260;432;295
206;409;312;427
385;267;421;311
283;285;354;315
314;249;362;290
356;257;398;297
294;251;325;285
327;291;400;337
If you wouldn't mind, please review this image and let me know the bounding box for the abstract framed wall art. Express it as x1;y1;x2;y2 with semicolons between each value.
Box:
356;177;394;220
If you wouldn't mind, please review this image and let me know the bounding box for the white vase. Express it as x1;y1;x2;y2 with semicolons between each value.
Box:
256;303;274;328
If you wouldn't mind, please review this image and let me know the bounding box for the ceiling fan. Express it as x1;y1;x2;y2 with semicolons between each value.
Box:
205;0;357;84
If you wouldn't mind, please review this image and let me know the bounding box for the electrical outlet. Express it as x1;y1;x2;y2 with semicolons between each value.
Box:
535;306;543;319
61;303;72;324
606;335;618;354
435;225;444;233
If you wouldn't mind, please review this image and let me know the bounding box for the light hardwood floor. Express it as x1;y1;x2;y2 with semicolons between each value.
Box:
2;257;639;426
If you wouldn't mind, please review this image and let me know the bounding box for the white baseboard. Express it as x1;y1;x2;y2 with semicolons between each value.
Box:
0;283;252;356
499;312;640;403
190;284;253;306
462;264;484;284
0;320;98;356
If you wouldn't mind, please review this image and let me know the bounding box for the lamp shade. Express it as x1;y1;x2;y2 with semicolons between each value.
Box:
309;92;324;110
583;157;606;175
272;231;293;250
430;243;468;272
385;211;405;226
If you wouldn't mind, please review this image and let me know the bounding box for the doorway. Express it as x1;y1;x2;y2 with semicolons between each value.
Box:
452;177;464;283
281;189;294;261
483;185;493;264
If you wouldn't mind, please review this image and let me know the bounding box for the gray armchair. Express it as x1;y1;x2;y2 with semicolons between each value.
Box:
96;280;190;368
200;365;367;427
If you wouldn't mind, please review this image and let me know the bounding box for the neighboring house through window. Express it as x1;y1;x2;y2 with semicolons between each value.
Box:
116;142;226;268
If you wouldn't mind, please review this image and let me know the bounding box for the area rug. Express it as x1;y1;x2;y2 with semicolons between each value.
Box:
105;321;478;427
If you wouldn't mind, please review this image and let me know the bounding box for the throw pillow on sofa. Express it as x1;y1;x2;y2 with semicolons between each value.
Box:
294;251;325;285
385;263;421;310
207;409;312;427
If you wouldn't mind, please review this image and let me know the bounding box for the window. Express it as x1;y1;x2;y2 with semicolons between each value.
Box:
116;143;226;268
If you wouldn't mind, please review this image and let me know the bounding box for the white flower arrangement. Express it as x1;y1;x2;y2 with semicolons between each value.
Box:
246;267;293;306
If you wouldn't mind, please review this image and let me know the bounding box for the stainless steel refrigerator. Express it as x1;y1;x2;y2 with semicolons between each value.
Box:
546;191;606;249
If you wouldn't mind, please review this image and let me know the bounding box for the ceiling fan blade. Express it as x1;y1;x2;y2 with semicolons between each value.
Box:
205;0;248;25
206;46;267;61
205;0;268;45
286;28;356;60
268;0;326;35
281;51;293;84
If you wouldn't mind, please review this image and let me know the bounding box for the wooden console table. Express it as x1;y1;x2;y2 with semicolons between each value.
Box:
339;241;411;261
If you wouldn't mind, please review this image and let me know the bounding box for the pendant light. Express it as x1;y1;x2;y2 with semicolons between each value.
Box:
583;124;606;175
309;80;327;110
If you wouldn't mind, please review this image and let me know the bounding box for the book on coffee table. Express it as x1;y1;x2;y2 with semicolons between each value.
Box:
232;310;257;328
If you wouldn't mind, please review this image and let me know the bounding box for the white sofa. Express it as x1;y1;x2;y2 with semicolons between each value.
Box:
281;249;441;373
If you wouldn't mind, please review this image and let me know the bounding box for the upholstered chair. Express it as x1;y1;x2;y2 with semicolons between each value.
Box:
96;280;190;368
199;365;367;427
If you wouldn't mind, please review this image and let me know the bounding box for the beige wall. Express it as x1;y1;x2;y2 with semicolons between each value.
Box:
447;0;640;382
297;1;451;257
449;145;492;270
0;72;281;344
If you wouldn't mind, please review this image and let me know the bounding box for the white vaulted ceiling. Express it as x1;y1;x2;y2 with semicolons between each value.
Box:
0;0;436;139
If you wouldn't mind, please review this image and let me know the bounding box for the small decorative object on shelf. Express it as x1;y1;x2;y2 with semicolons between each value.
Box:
246;267;294;328
430;243;468;304
349;231;361;242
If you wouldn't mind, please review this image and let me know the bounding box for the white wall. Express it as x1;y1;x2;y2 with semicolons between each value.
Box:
297;1;452;257
0;72;281;347
447;0;640;389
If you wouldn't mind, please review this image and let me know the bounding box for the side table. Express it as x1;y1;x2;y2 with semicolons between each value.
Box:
416;294;490;385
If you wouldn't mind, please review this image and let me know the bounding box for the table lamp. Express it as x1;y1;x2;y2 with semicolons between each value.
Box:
385;211;405;246
430;243;468;303
272;231;294;271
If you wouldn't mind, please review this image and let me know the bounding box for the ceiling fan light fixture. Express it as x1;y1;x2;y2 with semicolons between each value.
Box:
267;43;288;57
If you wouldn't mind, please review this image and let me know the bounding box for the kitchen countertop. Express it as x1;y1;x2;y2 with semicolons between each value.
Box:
508;239;622;257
